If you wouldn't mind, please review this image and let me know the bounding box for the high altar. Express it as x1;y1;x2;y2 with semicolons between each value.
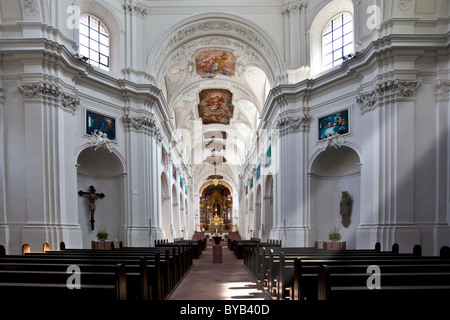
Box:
199;183;232;233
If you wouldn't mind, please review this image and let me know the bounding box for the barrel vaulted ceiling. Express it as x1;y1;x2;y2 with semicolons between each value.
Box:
148;14;279;192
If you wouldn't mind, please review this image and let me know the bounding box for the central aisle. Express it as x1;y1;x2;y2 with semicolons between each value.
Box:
168;242;272;300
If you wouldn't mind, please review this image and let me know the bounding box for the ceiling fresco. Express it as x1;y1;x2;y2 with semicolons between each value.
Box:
197;89;234;125
195;50;236;78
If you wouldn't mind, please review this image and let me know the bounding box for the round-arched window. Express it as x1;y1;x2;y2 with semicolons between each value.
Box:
322;12;353;70
79;14;110;71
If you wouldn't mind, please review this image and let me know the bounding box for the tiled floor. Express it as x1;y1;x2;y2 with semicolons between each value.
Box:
168;242;272;300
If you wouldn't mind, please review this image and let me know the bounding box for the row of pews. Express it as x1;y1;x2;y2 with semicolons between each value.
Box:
235;240;450;301
228;237;280;259
0;240;205;301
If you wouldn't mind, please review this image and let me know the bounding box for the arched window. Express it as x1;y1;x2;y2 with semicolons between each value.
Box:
79;14;110;71
322;12;353;70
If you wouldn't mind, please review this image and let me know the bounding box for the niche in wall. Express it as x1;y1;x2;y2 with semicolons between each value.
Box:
310;146;361;249
76;147;124;248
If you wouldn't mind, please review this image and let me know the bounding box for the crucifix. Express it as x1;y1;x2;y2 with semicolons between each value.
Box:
78;185;105;230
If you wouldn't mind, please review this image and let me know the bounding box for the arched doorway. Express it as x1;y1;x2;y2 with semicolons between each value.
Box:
310;146;361;249
248;191;254;238
254;185;262;239
179;192;185;238
160;172;171;241
76;147;124;248
199;183;233;233
171;184;178;241
263;174;274;242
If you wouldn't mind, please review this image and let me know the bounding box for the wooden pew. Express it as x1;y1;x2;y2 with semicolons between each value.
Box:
232;239;261;259
1;252;154;300
292;246;450;301
0;244;190;301
0;262;127;300
252;244;450;301
44;247;176;300
243;242;282;281
317;262;450;301
175;239;204;259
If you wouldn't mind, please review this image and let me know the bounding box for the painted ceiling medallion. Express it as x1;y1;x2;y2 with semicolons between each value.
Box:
195;50;236;78
198;89;234;125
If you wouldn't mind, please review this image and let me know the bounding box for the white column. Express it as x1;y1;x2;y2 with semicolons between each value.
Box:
272;108;312;246
433;81;450;254
16;81;82;252
356;80;422;252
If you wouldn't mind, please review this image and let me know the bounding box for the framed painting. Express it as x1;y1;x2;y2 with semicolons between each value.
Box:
265;145;271;168
318;109;349;141
173;164;177;179
256;164;261;181
86;110;116;140
162;145;168;168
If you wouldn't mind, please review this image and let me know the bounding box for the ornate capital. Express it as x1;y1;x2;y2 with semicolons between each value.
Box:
276;109;311;136
398;0;412;11
23;0;38;16
122;113;163;142
18;81;80;113
123;3;149;16
435;80;450;102
282;1;306;16
357;79;422;114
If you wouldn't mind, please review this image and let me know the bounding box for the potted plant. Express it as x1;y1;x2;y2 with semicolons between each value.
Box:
328;226;342;241
96;231;109;241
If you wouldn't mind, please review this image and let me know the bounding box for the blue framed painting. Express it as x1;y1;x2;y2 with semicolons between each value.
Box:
86;110;116;140
265;145;271;168
318;109;349;140
256;164;261;181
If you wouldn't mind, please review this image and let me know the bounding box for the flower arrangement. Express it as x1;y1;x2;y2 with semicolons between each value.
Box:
328;225;342;241
96;231;109;241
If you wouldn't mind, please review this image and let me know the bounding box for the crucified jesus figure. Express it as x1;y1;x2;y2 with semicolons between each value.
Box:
78;185;105;230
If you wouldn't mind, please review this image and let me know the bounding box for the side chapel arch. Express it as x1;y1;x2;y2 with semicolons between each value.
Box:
76;146;125;248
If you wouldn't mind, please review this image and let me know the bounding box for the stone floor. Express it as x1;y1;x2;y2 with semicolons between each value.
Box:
168;242;272;300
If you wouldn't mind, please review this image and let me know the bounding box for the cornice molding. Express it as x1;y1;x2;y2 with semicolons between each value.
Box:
122;112;163;142
356;79;422;114
18;81;80;113
276;108;311;136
